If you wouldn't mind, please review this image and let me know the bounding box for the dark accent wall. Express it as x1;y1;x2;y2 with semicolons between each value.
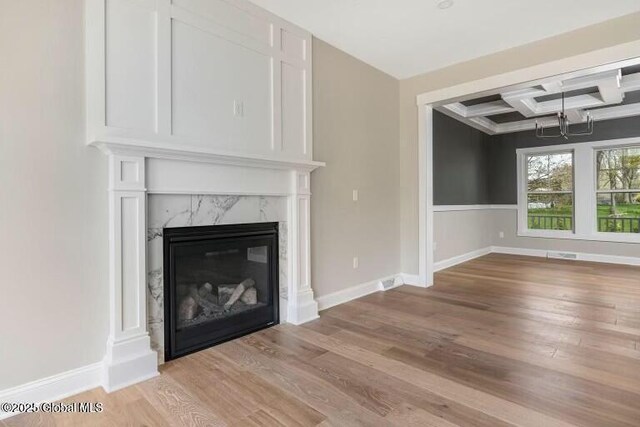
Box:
433;110;491;205
434;112;640;205
488;115;640;204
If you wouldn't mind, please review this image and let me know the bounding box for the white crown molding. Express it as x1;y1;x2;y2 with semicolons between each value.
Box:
92;138;325;173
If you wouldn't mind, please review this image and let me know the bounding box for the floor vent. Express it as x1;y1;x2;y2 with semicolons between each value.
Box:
547;251;578;260
381;276;403;291
381;278;396;290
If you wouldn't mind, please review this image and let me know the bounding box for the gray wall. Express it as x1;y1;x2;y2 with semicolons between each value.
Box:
488;115;640;204
433;111;491;205
434;114;640;205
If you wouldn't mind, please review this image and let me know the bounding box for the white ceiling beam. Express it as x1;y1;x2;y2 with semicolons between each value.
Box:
590;102;640;121
502;96;538;118
565;109;585;123
596;70;623;104
541;81;563;93
465;101;514;117
469;117;498;134
501;87;546;117
536;94;603;114
441;102;469;117
560;69;621;93
621;73;640;92
442;101;515;118
493;103;640;134
436;106;497;135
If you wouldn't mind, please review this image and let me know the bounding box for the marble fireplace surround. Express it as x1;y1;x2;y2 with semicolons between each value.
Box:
98;142;324;392
147;194;288;364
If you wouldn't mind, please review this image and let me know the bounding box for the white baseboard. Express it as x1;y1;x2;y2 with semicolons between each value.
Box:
316;274;401;311
491;246;544;258
433;245;640;275
0;362;103;420
102;352;159;393
103;334;159;393
400;273;424;287
434;247;492;272
285;288;320;325
491;246;640;266
577;252;640;266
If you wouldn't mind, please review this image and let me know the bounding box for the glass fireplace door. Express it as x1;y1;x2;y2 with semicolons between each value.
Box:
163;223;279;360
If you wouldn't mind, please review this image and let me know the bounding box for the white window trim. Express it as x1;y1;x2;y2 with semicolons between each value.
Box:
517;136;640;244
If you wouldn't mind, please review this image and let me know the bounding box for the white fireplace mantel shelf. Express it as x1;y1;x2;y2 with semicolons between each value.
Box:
92;138;325;173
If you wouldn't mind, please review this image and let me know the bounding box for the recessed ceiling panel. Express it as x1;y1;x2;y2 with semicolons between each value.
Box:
461;94;503;107
535;87;599;103
489;111;528;124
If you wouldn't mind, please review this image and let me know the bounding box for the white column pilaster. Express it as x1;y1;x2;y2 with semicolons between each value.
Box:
103;155;158;392
286;171;319;324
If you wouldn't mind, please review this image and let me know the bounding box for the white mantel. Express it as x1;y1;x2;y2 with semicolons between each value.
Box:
85;0;324;391
100;145;322;391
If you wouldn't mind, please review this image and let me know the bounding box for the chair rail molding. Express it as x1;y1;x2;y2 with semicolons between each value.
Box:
86;0;325;392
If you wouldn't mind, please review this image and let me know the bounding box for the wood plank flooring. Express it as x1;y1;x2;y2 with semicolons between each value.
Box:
6;254;640;426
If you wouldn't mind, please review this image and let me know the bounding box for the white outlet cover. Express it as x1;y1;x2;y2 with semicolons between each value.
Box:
353;257;359;269
233;100;244;117
352;189;358;201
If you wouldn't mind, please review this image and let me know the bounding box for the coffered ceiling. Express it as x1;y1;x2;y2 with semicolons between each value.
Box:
248;0;640;79
438;63;640;135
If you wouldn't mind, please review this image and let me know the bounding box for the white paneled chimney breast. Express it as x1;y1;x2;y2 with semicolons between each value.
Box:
85;0;324;392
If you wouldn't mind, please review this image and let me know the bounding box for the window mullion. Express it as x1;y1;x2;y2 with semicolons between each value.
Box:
574;145;593;237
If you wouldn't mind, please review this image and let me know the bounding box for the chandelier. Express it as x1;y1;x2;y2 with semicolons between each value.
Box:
535;92;594;139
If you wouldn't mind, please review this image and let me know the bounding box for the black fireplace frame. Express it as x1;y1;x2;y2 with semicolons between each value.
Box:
163;222;279;361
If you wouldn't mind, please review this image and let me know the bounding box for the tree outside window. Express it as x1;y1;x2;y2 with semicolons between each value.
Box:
596;147;640;233
526;152;574;231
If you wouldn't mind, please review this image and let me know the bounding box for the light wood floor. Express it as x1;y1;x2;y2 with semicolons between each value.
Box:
7;254;640;426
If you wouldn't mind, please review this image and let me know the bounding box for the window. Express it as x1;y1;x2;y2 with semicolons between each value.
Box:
517;138;640;243
526;152;574;231
595;147;640;234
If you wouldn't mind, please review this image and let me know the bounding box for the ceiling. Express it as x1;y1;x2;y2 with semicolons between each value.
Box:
248;0;640;79
438;62;640;135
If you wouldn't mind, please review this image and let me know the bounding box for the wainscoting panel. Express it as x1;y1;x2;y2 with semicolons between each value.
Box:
87;0;313;161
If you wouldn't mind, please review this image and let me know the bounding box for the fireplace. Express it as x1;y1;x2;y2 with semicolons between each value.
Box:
163;222;279;361
97;153;320;391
